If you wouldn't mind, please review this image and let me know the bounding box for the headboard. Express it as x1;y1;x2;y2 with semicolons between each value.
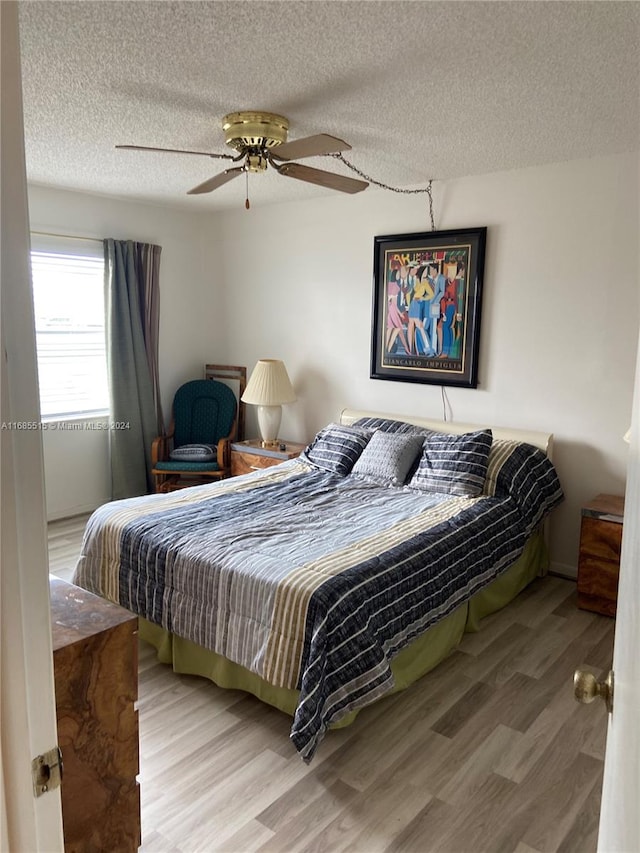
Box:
340;408;554;459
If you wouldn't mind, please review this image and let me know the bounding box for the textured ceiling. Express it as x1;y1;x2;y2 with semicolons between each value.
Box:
18;0;640;212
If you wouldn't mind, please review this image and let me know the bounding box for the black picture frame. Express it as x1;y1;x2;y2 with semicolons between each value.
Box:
371;227;487;389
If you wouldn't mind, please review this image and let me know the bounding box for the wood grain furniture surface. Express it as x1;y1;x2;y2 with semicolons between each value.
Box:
577;493;624;617
230;438;306;476
50;576;140;852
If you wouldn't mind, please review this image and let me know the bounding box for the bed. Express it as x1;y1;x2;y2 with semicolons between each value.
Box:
72;408;563;762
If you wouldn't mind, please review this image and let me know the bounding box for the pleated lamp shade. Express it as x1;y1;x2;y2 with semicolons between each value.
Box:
242;360;296;405
241;359;296;444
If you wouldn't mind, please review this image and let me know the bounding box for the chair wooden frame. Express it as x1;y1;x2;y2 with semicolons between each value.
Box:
204;364;247;441
151;365;247;493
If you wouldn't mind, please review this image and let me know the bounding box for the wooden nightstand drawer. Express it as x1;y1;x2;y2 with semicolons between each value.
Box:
578;516;623;562
577;556;620;618
231;450;277;476
230;440;306;476
576;493;624;618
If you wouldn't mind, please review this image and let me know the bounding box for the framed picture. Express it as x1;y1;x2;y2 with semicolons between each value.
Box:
371;227;487;389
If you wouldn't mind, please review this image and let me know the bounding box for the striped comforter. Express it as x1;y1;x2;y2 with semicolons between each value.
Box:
74;457;553;761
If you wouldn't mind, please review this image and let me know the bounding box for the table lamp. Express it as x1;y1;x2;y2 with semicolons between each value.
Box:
241;359;296;446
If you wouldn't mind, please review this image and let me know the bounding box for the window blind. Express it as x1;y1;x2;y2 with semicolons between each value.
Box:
30;238;109;420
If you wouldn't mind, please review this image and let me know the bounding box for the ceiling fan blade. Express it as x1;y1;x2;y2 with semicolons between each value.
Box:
116;144;235;161
187;167;245;195
269;134;352;162
275;162;368;194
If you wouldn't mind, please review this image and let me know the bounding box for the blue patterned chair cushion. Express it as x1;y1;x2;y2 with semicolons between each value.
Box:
173;380;237;447
408;429;493;497
351;431;425;487
154;460;220;472
301;423;372;475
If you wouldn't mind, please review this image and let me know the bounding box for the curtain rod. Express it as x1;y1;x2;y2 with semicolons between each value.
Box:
31;230;102;243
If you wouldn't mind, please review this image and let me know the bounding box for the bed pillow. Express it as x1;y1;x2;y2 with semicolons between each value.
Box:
408;429;493;497
353;416;434;437
169;443;216;462
483;438;524;497
483;438;564;532
351;431;425;487
301;423;372;475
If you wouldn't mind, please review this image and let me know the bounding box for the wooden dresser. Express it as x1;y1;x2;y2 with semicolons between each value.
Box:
230;439;306;476
50;576;140;852
576;493;624;618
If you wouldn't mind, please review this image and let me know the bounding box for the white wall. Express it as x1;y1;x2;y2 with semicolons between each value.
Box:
27;185;217;518
29;153;639;574
205;152;639;577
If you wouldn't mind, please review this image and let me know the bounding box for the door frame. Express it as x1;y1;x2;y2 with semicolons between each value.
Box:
1;2;64;848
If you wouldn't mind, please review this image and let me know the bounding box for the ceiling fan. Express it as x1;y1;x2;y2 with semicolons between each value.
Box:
116;111;369;198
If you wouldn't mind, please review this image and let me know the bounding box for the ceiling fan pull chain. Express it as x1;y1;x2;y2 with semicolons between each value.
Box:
245;170;250;210
330;153;436;229
426;180;435;231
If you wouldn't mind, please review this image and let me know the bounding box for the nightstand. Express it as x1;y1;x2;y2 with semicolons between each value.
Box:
577;493;625;617
230;439;306;476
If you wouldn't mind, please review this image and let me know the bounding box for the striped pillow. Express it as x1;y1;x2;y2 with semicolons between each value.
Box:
169;443;216;461
408;429;493;497
353;416;434;437
351;431;425;487
483;439;564;533
301;423;372;475
483;438;522;497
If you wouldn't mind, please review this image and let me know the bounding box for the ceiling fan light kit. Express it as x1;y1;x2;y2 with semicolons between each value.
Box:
222;111;289;161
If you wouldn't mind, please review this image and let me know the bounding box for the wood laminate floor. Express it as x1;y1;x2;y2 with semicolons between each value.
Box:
49;515;614;853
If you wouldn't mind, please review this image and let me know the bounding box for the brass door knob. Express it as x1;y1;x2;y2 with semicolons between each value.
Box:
574;668;614;714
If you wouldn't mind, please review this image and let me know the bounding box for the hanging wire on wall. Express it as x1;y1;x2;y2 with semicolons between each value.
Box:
330;153;436;231
441;386;454;422
332;153;455;417
333;154;455;420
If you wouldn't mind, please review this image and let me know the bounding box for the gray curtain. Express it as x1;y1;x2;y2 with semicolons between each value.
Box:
104;239;163;498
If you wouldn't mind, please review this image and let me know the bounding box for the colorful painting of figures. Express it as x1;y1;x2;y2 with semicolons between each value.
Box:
371;228;486;388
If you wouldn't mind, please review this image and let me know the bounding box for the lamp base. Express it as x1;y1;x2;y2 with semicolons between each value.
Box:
256;404;282;446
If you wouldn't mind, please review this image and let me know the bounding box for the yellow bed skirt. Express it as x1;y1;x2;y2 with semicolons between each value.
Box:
140;532;547;725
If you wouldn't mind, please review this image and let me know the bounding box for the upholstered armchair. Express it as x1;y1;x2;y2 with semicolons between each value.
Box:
151;379;238;493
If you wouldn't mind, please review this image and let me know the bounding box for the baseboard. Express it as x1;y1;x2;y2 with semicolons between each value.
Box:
549;561;577;580
47;503;100;522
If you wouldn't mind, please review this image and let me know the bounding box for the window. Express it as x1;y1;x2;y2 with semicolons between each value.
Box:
30;234;109;420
